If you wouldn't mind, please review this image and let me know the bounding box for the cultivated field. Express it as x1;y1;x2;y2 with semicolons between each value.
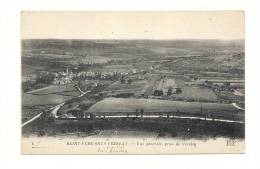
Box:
141;75;161;96
172;86;218;102
103;80;147;95
87;97;238;115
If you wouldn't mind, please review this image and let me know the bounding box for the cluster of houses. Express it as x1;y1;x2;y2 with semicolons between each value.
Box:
52;68;138;85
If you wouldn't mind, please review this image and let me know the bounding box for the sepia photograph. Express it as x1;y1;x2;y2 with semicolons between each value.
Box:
21;11;245;154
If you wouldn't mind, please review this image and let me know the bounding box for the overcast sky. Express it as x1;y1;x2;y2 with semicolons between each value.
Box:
21;11;244;40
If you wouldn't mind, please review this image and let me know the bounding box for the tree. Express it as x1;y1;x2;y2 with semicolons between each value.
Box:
140;109;144;118
205;80;213;87
167;87;173;96
154;90;163;96
36;71;55;84
176;88;182;94
120;77;125;84
127;79;133;84
135;109;139;117
224;82;230;87
22;81;34;92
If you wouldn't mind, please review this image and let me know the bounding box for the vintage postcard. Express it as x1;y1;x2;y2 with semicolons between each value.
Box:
21;11;245;154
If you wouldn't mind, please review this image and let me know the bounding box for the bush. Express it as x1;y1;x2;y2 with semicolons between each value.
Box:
37;130;46;137
171;131;177;137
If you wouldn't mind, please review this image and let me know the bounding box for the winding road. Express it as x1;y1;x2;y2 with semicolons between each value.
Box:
232;103;245;110
21;89;90;128
22;85;244;128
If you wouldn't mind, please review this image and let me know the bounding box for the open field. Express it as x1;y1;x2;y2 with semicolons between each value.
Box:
26;84;79;95
22;84;80;119
200;79;244;83
151;75;191;87
104;80;147;95
104;64;134;70
172;86;218;102
162;79;177;88
139;75;217;101
23;84;80;106
141;75;160;96
216;91;244;103
87;97;239;115
22;92;77;107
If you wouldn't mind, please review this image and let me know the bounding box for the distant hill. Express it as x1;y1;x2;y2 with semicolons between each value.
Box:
21;39;244;78
22;39;244;58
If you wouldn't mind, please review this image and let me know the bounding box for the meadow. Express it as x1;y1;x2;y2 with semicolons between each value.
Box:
103;80;147;95
87;97;237;115
173;86;218;102
22;84;80;118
